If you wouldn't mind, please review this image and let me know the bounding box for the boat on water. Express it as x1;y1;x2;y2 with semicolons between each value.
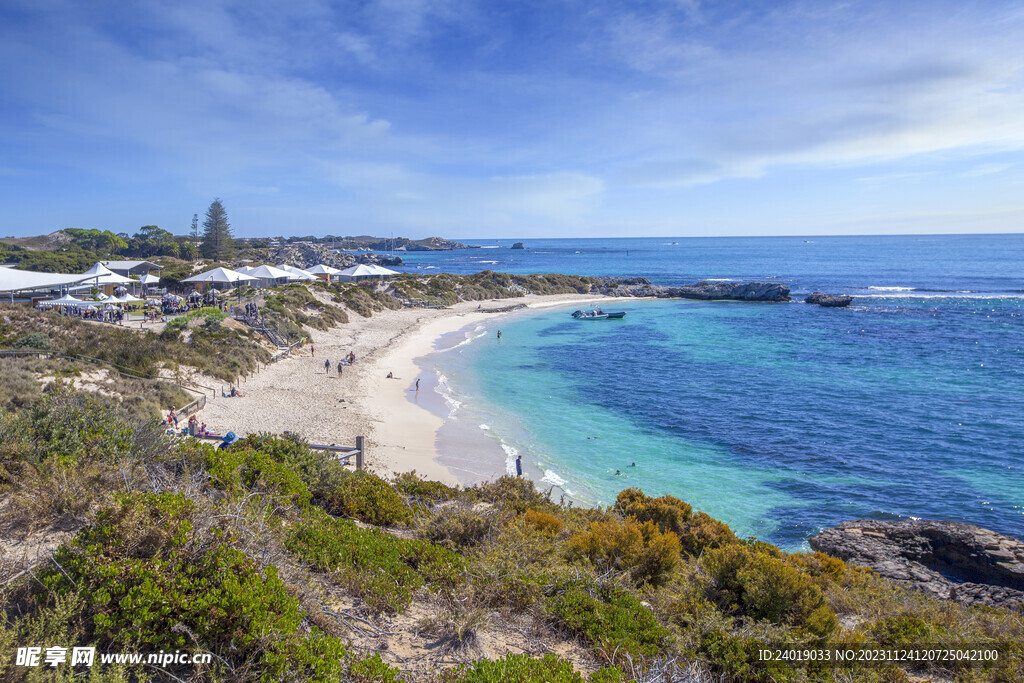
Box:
571;308;626;320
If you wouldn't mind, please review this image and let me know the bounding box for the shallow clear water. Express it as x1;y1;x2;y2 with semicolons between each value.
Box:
410;235;1024;549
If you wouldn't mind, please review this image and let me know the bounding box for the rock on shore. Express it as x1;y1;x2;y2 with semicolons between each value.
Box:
595;277;791;302
805;292;853;307
810;520;1024;609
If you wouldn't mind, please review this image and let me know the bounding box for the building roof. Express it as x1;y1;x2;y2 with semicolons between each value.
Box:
0;268;94;293
181;267;256;284
338;264;401;277
305;264;341;275
81;262;133;284
100;260;163;271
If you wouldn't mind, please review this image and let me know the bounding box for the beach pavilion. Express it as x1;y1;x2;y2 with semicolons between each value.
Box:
0;268;95;302
237;264;293;288
74;262;134;296
276;263;318;281
336;264;401;283
305;264;341;282
182;266;256;291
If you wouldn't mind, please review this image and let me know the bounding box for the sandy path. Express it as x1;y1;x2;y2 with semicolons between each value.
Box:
197;293;637;484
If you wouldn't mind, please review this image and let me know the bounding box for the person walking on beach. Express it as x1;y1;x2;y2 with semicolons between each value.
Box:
310;345;315;358
415;378;420;391
515;455;522;477
324;358;330;374
337;361;343;376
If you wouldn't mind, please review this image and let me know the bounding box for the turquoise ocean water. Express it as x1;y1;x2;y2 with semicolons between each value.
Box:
396;235;1023;550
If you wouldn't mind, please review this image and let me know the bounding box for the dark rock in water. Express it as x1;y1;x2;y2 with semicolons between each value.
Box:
511;242;525;250
810;520;1024;609
591;277;790;302
805;292;853;307
669;281;791;302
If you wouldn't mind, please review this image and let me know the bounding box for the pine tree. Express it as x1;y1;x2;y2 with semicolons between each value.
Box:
200;199;234;261
190;213;199;240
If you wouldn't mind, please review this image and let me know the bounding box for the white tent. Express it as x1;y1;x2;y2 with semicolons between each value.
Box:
81;262;133;285
181;267;256;287
0;268;93;294
111;292;144;303
139;273;160;285
38;293;85;307
276;263;317;281
305;264;341;281
337;263;401;282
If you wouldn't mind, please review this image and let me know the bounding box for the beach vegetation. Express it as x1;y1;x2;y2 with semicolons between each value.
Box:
547;583;672;663
393;470;461;502
320;469;413;526
286;507;465;613
2;392;1024;681
568;518;681;587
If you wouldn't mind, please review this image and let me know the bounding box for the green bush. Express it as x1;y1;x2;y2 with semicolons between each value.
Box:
568;518;680;587
697;630;795;682
24;492;354;679
321;470;412;526
444;653;586;682
701;543;838;637
287;508;464;613
468;475;554;514
393;470;460;502
12;332;50;349
424;507;493;549
614;488;692;532
547;584;671;663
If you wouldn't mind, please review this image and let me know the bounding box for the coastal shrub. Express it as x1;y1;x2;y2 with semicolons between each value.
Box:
286;508;464;612
676;511;738;556
443;653;586;682
0;357;45;410
321;470;412;526
524;509;564;535
12;331;50;349
547;583;671;662
23;492;353;679
423;507;494;549
696;631;796;682
701;543;838;637
205;441;312;511
568;518;681;587
613;488;692;532
468;475;555;514
869;615;947;646
393;470;460;502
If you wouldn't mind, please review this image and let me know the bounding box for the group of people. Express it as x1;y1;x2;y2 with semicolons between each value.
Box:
167;409;212;438
242;301;260;319
320;351;356;376
221;385;242;397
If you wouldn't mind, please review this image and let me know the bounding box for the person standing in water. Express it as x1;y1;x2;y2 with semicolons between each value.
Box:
415;378;420;391
497;330;502;340
515;455;522;476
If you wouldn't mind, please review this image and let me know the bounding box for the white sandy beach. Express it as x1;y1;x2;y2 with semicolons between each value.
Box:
196;294;636;485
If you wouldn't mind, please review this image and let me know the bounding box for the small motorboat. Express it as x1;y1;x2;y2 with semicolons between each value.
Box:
571;308;626;320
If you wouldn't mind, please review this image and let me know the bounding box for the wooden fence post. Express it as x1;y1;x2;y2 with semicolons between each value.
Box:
355;436;364;470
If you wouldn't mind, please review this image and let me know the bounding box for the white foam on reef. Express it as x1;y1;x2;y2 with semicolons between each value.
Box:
480;245;501;249
706;278;734;282
868;286;916;291
478;424;490;430
478;260;499;264
860;293;1022;300
434;372;462;417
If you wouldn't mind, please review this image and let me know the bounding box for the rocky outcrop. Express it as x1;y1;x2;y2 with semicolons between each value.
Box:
269;243;404;270
593;277;791;302
511;242;525;250
805;292;853;307
810;520;1024;609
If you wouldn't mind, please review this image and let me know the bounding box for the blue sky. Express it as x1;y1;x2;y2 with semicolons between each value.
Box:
1;0;1022;239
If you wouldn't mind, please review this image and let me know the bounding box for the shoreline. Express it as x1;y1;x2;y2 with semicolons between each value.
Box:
197;293;642;486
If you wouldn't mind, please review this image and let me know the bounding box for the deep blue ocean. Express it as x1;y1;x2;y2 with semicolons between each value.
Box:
396;235;1024;550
